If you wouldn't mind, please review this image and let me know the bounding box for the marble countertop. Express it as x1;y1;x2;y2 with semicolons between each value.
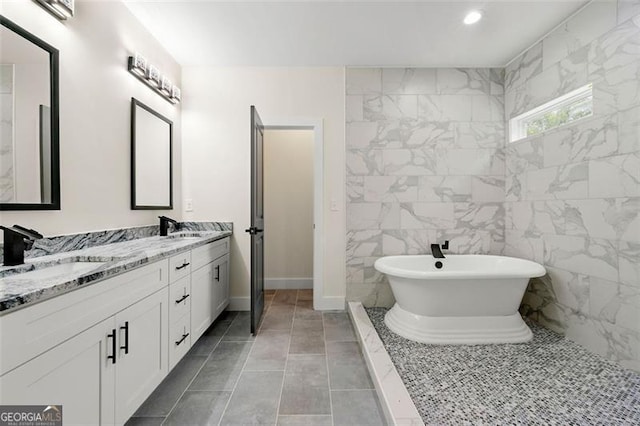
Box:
0;231;232;315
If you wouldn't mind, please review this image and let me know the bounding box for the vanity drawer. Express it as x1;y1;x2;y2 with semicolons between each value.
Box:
169;252;191;283
169;315;191;370
169;276;191;324
192;238;229;270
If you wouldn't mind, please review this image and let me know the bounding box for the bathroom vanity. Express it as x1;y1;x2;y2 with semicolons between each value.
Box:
0;226;231;426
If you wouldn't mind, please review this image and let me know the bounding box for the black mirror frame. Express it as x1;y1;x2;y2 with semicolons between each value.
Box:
130;98;173;210
0;16;60;211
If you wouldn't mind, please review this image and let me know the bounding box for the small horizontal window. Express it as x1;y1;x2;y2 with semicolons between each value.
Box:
509;84;593;142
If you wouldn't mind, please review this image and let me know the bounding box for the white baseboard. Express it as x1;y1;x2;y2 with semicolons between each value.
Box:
265;278;313;290
228;297;250;311
313;296;346;311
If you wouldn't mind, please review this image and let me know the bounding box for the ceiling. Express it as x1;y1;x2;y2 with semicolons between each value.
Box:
123;0;590;67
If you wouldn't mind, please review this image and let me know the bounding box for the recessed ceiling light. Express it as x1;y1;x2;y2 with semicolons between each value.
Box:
464;10;483;25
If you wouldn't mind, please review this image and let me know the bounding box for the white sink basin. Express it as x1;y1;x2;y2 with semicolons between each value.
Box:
3;261;105;282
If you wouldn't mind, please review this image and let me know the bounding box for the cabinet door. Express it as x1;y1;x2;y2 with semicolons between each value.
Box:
0;317;116;426
114;288;168;425
213;254;230;317
191;263;215;342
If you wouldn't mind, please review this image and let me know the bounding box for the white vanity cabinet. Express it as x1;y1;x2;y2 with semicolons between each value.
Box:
0;317;117;425
0;261;169;426
190;238;230;342
0;236;230;426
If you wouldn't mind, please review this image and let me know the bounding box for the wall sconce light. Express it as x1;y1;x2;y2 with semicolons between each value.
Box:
128;53;181;104
34;0;74;20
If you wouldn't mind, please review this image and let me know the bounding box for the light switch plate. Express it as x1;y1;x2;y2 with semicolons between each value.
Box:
185;198;193;212
330;199;339;211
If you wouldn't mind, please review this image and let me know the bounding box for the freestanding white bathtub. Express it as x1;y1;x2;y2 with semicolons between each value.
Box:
374;255;546;345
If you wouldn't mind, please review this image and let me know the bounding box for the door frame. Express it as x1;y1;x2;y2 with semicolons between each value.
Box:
263;118;324;310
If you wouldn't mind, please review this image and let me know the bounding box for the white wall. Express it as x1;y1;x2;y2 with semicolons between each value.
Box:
182;67;345;306
0;1;182;235
264;129;314;282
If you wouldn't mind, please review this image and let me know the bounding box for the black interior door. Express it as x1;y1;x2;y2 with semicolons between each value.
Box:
247;105;265;335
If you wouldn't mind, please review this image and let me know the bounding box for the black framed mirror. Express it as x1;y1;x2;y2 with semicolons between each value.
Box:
131;98;173;210
0;16;60;210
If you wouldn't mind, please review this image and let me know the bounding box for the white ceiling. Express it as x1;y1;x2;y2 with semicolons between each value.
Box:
123;0;590;67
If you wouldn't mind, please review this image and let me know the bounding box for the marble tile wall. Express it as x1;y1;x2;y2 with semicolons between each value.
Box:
505;0;640;371
345;67;506;307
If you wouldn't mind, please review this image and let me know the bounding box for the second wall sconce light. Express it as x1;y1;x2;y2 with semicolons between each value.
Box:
128;53;181;104
34;0;74;20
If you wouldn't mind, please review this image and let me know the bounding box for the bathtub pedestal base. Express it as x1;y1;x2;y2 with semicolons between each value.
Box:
384;304;533;345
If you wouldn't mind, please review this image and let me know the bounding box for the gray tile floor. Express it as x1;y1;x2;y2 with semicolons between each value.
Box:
126;290;386;426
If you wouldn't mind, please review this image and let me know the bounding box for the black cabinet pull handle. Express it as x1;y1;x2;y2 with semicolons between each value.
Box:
107;329;116;364
120;321;129;354
175;262;190;270
175;294;190;304
175;333;189;346
215;265;220;281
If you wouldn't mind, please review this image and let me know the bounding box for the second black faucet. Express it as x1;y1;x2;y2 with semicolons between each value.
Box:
159;216;180;236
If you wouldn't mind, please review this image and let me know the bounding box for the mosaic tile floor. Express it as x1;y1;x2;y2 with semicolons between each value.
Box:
366;308;640;425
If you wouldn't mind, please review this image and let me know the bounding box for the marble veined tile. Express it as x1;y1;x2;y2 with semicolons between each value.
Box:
588;16;640;81
526;163;589;200
543;115;619;167
471;176;505;202
346;177;364;203
546;266;590;316
590;276;640;333
436;68;492;95
382;149;437;176
505;173;526;202
347;203;400;230
592;59;640;115
346;68;381;95
346;149;383;176
382;68;436;95
454;202;504;231
381;229;437;256
363;176;418;202
508;200;565;236
404;120;454;148
399;202;455;230
505;41;543;93
618;0;640;24
417;95;472;122
618;105;640;154
543;1;617;69
346;230;383;259
618;240;640;288
564;198;639;242
418;175;472;202
454;122;505;149
504;229;544;264
544;234;618;282
346;122;378;149
436;228;494;254
346;95;364;122
364;95;418;121
506;136;544;174
589;152;640;198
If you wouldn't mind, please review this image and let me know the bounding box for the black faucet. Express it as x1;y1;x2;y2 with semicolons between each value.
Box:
1;225;43;266
430;240;449;259
159;216;180;236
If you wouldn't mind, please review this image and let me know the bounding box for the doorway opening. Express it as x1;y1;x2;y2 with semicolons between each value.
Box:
263;120;324;310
